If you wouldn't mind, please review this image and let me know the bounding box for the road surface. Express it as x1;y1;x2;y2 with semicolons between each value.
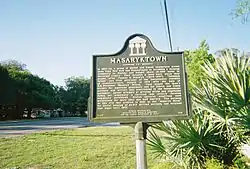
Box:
0;117;119;138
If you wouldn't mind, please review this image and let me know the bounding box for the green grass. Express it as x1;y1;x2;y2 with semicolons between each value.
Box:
0;126;166;169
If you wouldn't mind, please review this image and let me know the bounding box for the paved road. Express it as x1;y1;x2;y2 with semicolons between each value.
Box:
0;117;119;138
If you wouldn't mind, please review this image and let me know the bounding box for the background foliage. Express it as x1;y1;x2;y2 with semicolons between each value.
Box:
0;60;90;120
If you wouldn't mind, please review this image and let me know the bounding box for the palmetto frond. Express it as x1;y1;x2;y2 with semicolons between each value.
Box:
202;51;250;109
148;109;223;168
193;50;250;139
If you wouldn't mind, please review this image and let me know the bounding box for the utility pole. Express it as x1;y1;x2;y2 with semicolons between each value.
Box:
163;0;173;52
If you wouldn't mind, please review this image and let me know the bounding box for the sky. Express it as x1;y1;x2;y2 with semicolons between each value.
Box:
0;0;249;86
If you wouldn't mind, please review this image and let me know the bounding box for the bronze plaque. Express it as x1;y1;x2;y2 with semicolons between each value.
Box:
89;34;191;123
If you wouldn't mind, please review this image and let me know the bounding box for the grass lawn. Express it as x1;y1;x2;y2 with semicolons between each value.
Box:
0;126;166;169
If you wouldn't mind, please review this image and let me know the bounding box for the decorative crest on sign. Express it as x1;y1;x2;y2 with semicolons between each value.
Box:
129;36;147;56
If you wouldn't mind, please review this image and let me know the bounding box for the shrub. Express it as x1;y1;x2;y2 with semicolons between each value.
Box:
148;49;250;168
206;158;224;169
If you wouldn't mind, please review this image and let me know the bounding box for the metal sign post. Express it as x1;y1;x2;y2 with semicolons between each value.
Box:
135;122;149;169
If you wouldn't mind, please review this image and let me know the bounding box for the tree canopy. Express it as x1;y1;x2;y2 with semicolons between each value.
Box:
0;60;90;120
1;59;27;72
56;77;90;116
232;0;250;24
0;65;16;105
184;40;215;91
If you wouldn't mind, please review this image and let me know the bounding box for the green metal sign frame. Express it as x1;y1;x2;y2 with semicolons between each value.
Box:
88;34;191;123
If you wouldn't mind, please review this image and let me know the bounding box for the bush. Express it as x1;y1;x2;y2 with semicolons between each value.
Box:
148;49;250;168
233;156;250;169
206;158;224;169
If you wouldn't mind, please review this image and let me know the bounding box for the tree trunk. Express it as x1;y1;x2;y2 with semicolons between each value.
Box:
15;104;23;119
27;108;32;119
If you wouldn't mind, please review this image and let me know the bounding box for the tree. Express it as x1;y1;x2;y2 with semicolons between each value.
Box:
63;77;90;116
231;0;250;24
1;61;57;119
0;65;17;120
54;85;67;109
1;59;28;72
1;59;90;119
184;40;215;91
9;70;57;118
215;48;241;58
0;65;13;105
0;59;29;118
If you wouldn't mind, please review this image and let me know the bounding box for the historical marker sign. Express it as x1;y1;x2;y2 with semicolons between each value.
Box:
89;34;191;123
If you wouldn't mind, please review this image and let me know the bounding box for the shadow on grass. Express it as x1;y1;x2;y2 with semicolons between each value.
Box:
40;133;133;137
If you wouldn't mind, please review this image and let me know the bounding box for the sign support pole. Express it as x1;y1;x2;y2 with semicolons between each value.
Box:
134;122;149;169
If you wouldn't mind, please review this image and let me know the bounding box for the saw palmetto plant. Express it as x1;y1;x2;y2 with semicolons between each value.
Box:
194;50;250;141
148;109;225;169
148;49;250;168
